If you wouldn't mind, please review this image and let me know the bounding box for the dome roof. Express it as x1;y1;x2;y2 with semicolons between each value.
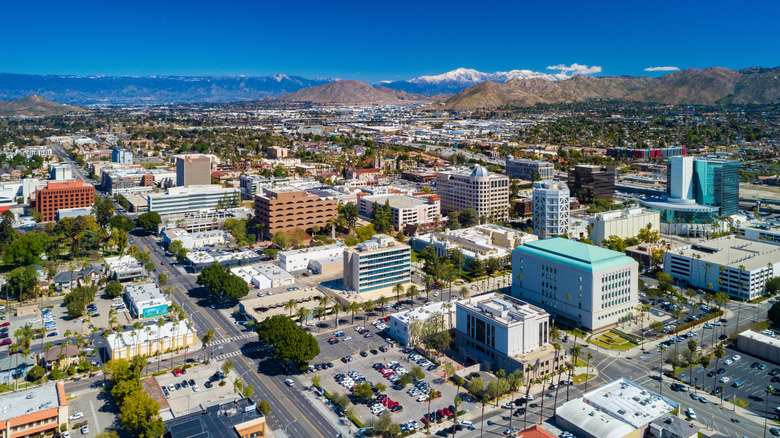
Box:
471;165;489;178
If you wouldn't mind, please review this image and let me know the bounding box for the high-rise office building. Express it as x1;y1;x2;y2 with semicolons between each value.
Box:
532;181;570;238
49;163;73;181
176;155;211;187
343;234;411;294
505;157;555;180
436;165;509;221
112;147;133;166
32;180;95;222
253;187;338;240
512;237;639;331
567;165;615;202
662;156;739;217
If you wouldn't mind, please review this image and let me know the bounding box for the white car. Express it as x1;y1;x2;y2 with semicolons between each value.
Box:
29;319;40;324
343;336;352;341
192;385;200;392
724;359;733;365
285;379;295;387
719;376;730;383
80;426;89;435
69;412;84;420
62;432;71;438
732;355;741;361
169;384;176;391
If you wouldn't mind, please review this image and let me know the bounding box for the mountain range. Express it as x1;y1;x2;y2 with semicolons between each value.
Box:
271;80;435;105
379;67;569;95
436;67;780;109
0;95;84;116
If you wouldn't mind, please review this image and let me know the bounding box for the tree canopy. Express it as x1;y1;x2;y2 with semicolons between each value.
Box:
769;302;780;327
136;212;162;233
256;314;320;369
196;263;249;302
92;197;115;228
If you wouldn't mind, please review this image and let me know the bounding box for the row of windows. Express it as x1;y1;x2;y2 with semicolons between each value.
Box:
597;306;630;320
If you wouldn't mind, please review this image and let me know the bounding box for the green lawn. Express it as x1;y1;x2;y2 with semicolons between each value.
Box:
730;398;749;408
588;330;638;351
572;373;594;384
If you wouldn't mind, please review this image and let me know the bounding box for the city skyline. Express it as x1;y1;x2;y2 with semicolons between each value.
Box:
2;0;779;82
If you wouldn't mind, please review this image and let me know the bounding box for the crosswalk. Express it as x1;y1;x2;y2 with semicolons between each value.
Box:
211;332;256;346
214;344;266;361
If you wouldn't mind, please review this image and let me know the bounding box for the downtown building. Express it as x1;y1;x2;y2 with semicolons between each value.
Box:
176;154;212;186
31;179;95;222
147;185;241;216
567;165;615;202
343;234;411;294
532;180;570;238
253;187;338;240
505;157;555;180
435;165;509;221
512;237;639;331
357;193;441;231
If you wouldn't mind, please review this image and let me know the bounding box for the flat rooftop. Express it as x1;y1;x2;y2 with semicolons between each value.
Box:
583;378;675;428
150;185;236;197
515;237;636;272
457;292;548;326
392;300;457;324
106;319;195;349
363;194;428;209
0;381;64;421
675;235;780;271
125;283;169;306
104;255;142;270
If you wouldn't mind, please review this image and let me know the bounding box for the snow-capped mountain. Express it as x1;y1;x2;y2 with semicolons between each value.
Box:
380;67;571;95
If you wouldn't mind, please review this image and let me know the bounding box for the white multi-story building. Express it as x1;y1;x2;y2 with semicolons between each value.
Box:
343;234;411;294
663;236;780;301
505;157;555;180
589;208;661;247
532;180;570;238
436;165;509;221
105;319;199;361
49;164;73;181
512;237;639;331
123;283;171;319
410;224;537;263
278;244;345;272
112;147;133;166
389;300;457;346
104;255;145;282
162;228;227;250
147;185;241;216
16;146;52;158
357;193;441;230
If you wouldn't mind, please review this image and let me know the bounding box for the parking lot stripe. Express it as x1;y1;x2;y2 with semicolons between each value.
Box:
89;400;100;432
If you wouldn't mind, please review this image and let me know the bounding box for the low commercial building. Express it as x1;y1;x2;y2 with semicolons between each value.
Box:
231;263;295;289
736;330;780;363
147;185;241;216
124;283;171;319
738;218;780;244
186;250;261;270
165;398;267;438
104;255;145;282
0;382;68;438
505;157;555;180
278;244;345;272
647;414;700;438
512;237;640;331
556;378;675;438
357;193;441;230
162;228;227;250
663;236;780;300
455;293;558;374
310;255;342;275
410;224;537;263
589;208;661;247
105;319;199;361
343;234;411;294
389;300;457;346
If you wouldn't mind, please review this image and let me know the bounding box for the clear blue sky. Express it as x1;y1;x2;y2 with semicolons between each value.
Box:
2;0;778;82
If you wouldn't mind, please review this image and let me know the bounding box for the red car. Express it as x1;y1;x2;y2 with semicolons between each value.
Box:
173;368;185;377
0;322;9;328
0;339;11;346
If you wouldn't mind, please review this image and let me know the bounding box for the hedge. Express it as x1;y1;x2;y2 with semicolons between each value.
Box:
673;310;724;333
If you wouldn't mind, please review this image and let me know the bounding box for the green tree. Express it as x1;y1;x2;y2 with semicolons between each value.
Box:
197;263;249;302
105;280;123;298
411;365;425;381
158;273;167;286
119;390;164;438
135;212;162;233
108;215;135;232
256;315;320;369
338;202;359;231
767;277;780;295
3;231;50;267
258;400;271;416
398;373;414;387
459;208;479;227
92;197;115;228
353;382;374;401
768;302;780;327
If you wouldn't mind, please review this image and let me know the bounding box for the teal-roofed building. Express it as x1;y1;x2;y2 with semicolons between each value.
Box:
512;237;639;331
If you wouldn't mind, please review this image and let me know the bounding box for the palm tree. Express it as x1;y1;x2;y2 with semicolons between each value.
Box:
42;343;53;374
296;307;311;328
658;344;667;397
9;343;18;391
766;386;776;438
585;353;593;392
443;303;454;330
564;294;572;328
479;394;489;438
459;287;470;300
155;318;165;371
313;306;326;331
553;365;565;413
407;285;419;308
332;302;343;328
362;300;374;322
568;344;582;401
319;295;331;309
424;275;434;302
201;329;215;363
376;296;388;317
183;321;194;365
347;301;361;325
699;356;710;392
283;299;298;317
523;364;534;429
565;363;575;401
713;344;725;392
393;283;405;304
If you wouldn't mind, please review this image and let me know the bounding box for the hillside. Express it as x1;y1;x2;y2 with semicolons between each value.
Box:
0;95;85;116
274;80;436;105
434;67;780;109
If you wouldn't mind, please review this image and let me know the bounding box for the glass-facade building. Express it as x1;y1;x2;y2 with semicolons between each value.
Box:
344;234;411;294
693;160;738;216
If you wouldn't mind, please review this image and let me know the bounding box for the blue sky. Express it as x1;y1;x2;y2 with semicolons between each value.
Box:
2;0;778;82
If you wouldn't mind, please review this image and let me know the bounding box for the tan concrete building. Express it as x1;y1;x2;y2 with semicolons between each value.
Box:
105;319;199;361
0;382;68;438
253;187;338;239
176;155;211;187
435;165;509;221
344;234;411;294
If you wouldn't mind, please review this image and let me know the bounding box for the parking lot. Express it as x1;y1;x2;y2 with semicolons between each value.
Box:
155;363;236;417
676;345;780;416
67;387;118;437
314;318;396;363
309;322;479;434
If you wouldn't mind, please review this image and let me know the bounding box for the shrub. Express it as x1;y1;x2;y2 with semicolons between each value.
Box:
27;366;44;382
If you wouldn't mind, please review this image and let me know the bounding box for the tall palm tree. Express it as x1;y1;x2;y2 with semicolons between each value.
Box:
319;295;331;310
362;300;374;322
538;374;549;424
523;364;534;429
443;303;453;330
183;321;194;365
568;344;582;400
424;275;434;302
713;344;725;392
155;318;165;371
766;386;776;438
564;294;572;328
347;301;361;325
9;343;18;391
658;344;667;397
479;394;490;438
407;285;419;308
553;365;565;413
313;306;326;331
332;302;343;328
296;307;311;328
132;322;144;358
585;353;593;392
459;287;470;300
393;282;405;304
376;296;388;317
201;329;215;363
565;363;575;402
284;299;298;317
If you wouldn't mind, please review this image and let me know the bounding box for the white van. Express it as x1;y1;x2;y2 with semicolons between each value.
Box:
686;407;696;420
460;420;474;430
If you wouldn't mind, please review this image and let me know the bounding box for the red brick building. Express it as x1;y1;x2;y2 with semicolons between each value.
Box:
32;180;95;222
